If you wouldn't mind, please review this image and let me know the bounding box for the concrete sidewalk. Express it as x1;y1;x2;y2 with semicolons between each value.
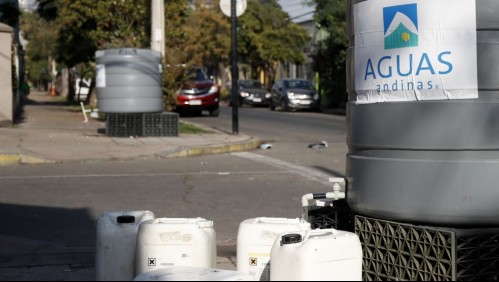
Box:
0;92;261;166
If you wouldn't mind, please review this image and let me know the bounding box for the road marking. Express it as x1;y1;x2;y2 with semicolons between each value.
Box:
0;171;291;181
232;152;331;187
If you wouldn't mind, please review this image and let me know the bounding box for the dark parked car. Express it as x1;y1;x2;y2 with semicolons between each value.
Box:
270;79;321;112
235;79;271;107
176;67;220;117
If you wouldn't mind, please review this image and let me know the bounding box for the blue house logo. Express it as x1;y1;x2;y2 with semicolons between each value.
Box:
383;4;418;50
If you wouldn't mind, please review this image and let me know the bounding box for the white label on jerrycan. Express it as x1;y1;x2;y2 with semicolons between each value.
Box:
237;217;311;281
136;218;217;276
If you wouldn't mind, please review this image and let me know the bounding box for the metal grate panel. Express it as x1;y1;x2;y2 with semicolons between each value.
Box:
355;216;499;281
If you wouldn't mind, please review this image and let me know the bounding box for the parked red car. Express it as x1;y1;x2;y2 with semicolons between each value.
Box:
176;67;220;117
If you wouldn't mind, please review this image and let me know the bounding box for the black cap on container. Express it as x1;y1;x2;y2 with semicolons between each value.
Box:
117;215;136;224
281;234;302;245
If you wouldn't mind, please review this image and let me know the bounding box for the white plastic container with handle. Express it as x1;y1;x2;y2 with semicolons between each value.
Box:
237;217;311;281
96;210;155;281
270;229;362;281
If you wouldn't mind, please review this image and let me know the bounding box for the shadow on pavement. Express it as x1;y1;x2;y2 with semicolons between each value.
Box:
0;203;96;269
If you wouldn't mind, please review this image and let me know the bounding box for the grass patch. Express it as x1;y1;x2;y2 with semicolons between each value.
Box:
180;122;210;134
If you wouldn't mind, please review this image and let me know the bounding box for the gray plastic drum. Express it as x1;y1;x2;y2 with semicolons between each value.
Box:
346;0;499;226
96;49;164;113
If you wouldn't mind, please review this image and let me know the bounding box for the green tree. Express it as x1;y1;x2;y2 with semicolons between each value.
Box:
310;0;348;108
238;0;309;87
36;0;151;104
19;11;56;90
38;0;150;65
184;0;231;91
162;0;192;111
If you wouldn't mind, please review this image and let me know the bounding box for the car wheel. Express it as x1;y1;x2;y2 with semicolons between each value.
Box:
269;100;276;111
209;107;220;117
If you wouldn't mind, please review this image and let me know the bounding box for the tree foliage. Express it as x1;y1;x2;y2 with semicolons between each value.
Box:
20;11;56;89
162;0;191;111
184;0;230;87
35;0;151;104
310;0;348;107
37;0;150;67
238;0;309;87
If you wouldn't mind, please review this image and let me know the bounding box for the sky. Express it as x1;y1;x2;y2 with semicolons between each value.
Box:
278;0;315;23
19;0;37;11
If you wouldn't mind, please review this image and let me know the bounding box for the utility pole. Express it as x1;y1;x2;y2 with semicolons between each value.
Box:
151;0;165;58
220;0;246;135
230;0;239;135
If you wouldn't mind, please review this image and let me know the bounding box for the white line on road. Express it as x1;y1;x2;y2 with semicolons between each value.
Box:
0;171;291;181
232;152;332;187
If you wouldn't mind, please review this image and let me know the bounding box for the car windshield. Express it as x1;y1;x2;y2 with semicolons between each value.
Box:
187;68;209;81
240;80;263;89
285;80;315;90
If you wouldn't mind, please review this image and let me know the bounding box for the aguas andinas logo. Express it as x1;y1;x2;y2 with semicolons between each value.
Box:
383;4;418;50
363;3;454;93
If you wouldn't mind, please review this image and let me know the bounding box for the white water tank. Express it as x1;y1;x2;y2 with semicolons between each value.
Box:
136;218;217;276
270;229;362;281
96;210;155;281
237;217;311;281
133;266;254;281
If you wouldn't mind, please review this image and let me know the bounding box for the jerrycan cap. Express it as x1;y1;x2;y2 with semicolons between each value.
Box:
117;215;136;224
281;234;303;245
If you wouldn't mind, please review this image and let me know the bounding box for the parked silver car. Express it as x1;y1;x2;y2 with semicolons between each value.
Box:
270;79;321;112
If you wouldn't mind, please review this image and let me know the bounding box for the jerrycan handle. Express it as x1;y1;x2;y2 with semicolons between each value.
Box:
257;217;298;224
304;229;335;241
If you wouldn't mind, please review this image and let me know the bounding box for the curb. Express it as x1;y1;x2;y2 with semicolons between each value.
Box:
166;136;262;158
0;155;20;166
0;137;262;165
0;154;56;165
